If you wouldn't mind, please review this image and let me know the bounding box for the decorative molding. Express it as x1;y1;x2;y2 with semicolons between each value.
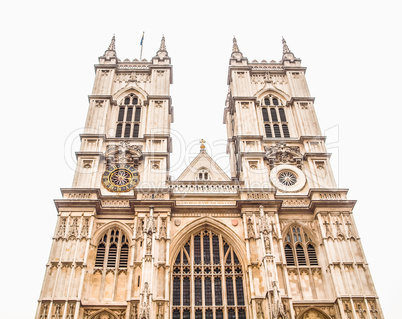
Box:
265;142;303;169
170;183;239;194
101;200;130;208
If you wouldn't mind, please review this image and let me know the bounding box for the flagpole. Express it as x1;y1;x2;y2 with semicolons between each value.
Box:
139;32;144;60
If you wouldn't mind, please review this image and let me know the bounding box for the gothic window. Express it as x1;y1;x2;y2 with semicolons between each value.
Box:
115;94;141;138
283;226;318;267
261;95;290;138
94;228;130;270
196;169;210;181
172;230;246;319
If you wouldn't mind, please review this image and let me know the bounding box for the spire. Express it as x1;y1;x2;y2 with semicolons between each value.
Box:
159;35;167;51
100;34;117;61
155;35;169;60
231;36;244;60
108;34;116;51
282;36;292;54
281;36;296;61
232;36;240;53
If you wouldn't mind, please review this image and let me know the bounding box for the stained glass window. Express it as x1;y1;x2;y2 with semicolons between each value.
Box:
172;230;246;318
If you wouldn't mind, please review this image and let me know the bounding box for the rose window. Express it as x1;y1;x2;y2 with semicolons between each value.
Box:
278;170;297;186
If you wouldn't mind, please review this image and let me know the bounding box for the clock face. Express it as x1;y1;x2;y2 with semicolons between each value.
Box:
102;164;140;192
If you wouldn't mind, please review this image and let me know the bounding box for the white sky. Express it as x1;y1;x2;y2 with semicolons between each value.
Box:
0;1;400;318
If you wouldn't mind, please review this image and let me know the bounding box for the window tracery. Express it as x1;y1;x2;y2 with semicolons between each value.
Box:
261;94;290;138
94;228;130;270
283;226;318;267
115;94;141;138
172;230;246;319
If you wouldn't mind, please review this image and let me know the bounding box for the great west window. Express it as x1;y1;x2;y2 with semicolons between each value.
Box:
172;230;246;319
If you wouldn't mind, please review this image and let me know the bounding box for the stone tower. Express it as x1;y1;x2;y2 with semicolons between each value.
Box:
36;36;383;319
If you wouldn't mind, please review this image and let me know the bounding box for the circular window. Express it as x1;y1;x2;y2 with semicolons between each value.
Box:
278;170;297;186
270;164;306;192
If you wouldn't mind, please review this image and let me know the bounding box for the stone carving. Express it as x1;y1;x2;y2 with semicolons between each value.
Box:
170;183;239;194
343;302;352;319
80;218;89;238
270;281;288;319
94;100;104;107
156;302;164;319
247;193;269;200
139;282;150;319
333;220;345;239
53;304;62;319
241;102;249;109
247;217;255;239
146;237;152;255
66;303;74;319
130;302;138;319
102;200;130;207
141;193;164;200
355;302;366;319
369;301;378;319
105;142;143;167
137;218;144;238
159;218;167;239
40;304;48;319
264;142;303;169
323;219;333;238
281;199;309;207
256;300;264;319
262;229;271;254
345;219;355;238
319;193;342;200
56;218;66;238
68;218;79;239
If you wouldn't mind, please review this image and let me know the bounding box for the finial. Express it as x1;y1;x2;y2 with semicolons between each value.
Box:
282;36;291;54
108;34;116;51
200;139;206;152
232;36;240;53
159;35;167;51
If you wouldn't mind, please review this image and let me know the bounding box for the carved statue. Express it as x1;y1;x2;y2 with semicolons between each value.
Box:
247;218;255;238
139;282;150;319
264;142;303;169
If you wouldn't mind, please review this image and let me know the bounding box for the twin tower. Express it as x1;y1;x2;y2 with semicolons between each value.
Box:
36;36;382;319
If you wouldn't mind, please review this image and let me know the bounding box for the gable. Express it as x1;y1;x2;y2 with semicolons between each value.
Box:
176;151;230;181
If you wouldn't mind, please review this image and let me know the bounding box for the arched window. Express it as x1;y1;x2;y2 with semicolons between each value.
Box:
115;94;141;138
172;230;246;319
262;95;291;138
283;226;318;267
270;108;278;122
273;124;281;137
282;124;290;138
279;108;287;122
196;169;210;181
265;124;272;138
94;228;130;270
262;108;269;122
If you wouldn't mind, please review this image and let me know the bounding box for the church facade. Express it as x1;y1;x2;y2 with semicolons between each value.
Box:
35;36;383;319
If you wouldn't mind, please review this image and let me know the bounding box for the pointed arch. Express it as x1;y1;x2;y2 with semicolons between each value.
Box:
254;86;291;103
296;307;332;319
171;217;248;319
170;217;247;267
88;308;120;319
113;85;149;104
92;220;133;245
281;222;318;244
